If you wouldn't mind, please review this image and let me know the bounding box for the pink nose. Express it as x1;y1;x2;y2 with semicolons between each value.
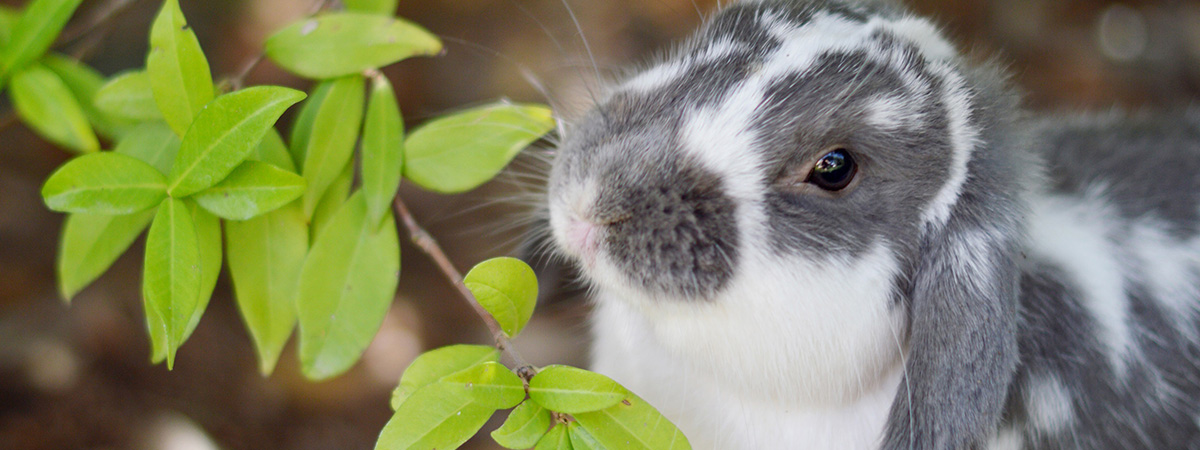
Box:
565;217;600;261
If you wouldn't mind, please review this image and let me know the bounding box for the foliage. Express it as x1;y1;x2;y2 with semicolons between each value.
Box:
15;0;691;448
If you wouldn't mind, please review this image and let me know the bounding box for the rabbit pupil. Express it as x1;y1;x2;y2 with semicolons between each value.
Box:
807;149;857;191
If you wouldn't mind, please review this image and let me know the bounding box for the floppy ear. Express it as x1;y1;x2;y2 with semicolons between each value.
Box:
880;192;1025;449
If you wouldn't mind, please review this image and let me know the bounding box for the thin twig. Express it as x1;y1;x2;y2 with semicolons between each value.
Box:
56;0;141;49
392;195;536;376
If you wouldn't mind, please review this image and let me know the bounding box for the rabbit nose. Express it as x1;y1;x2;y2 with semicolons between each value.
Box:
588;159;741;298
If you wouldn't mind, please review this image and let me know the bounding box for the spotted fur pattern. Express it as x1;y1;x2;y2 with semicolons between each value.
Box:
544;1;1200;449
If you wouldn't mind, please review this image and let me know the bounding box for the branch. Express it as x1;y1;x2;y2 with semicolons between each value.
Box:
392;195;536;376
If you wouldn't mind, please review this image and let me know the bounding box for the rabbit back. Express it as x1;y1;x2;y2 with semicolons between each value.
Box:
999;113;1200;449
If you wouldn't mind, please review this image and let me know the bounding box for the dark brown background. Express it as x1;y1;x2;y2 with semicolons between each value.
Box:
1;0;1198;449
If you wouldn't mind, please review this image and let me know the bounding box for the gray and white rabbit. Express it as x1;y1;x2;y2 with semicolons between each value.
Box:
541;0;1200;449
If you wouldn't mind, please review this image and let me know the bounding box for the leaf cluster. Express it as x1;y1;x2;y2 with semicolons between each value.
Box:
379;267;691;450
35;0;553;376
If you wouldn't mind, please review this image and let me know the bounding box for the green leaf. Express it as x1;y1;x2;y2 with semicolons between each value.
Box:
146;0;214;136
168;86;306;197
193;161;306;220
297;192;400;380
573;393;691;450
1;0;84;79
94;71;164;123
393;344;500;410
535;424;572;450
404;103;554;193
42;54;137;139
441;361;525;409
9;64;99;153
310;160;353;242
288;80;333;167
464;257;539;338
376;382;495;450
225;202;307;374
300;75;363;218
113;122;181;175
57;210;155;301
361;75;404;225
528;365;627;414
42;152;168;214
0;6;19;46
182;201;221;345
343;0;397;15
265;12;441;79
567;422;602;450
492;401;552;449
252;128;295;172
142;198;201;369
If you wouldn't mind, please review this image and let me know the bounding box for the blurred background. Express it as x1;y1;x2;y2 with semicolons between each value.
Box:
1;0;1199;449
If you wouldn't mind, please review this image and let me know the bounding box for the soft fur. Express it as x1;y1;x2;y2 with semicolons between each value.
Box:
542;1;1200;449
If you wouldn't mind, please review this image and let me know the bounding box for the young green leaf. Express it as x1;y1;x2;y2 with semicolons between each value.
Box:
376;382;495;450
145;284;170;364
464;257;539;338
534;424;572;450
310;161;353;242
404;103;555;193
265;12;441;79
193;161;306;220
42;152;168;214
528;365;627;414
300;75;364;218
94;71;164;122
361;75;404;225
57;210;155;301
0;0;84;79
440;361;526;409
0;6;18;46
566;422;602;450
251;129;295;172
225;203;307;374
288;80;333;167
182;202;221;345
297;193;400;380
42;54;136;139
573;393;692;450
167;86;306;197
9;64;99;153
142;198;201;369
343;0;397;15
491;401;552;449
146;0;214;136
114;122;181;175
393;345;500;409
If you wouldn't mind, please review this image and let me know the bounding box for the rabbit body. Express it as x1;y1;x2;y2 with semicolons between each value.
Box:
545;1;1200;449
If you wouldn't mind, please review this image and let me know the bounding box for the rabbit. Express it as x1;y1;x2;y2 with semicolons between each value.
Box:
540;0;1200;449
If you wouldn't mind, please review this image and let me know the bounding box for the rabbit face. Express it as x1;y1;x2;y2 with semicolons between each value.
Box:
548;1;989;403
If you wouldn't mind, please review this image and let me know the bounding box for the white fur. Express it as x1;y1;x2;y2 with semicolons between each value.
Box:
1024;374;1076;434
622;61;688;93
919;63;978;228
1028;190;1133;377
1128;218;1200;336
986;428;1025;450
590;241;907;450
865;94;924;130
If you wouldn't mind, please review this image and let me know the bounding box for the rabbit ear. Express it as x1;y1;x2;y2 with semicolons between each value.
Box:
881;213;1023;449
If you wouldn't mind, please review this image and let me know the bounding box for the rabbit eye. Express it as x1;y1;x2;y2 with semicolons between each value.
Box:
806;149;858;191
